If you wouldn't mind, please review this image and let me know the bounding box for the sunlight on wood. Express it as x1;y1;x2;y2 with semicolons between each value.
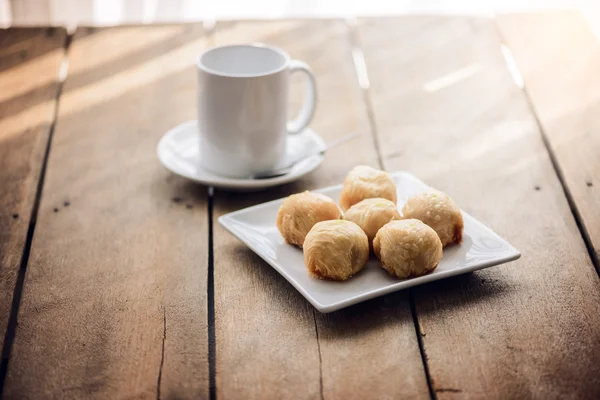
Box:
0;35;38;56
0;26;203;141
0;101;55;140
422;63;480;92
59;34;206;116
351;46;370;89
58;54;69;81
0;50;62;103
67;26;186;77
452;120;530;168
500;44;525;88
0;32;65;140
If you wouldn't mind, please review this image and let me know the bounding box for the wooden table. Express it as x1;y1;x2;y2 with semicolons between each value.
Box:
1;12;599;399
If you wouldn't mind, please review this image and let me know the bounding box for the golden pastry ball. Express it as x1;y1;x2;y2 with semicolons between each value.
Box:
339;165;397;211
373;219;443;279
401;189;464;247
276;191;341;247
304;220;369;281
343;198;401;245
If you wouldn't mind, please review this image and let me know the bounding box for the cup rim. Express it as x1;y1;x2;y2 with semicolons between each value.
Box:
196;43;291;78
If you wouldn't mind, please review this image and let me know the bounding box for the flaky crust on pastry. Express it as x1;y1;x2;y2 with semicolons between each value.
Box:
339;166;397;211
373;219;442;279
276;191;341;247
343;198;401;246
402;189;463;247
304;220;369;281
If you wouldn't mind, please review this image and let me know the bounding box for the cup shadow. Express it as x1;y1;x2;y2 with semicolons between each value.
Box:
222;243;317;315
214;180;310;214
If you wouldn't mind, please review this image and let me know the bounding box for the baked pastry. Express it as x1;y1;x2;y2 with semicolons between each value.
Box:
276;191;341;247
343;198;401;246
303;220;369;281
373;219;443;279
339;165;397;211
401;189;463;247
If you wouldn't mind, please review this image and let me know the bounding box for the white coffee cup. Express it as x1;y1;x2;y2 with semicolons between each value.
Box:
196;43;317;178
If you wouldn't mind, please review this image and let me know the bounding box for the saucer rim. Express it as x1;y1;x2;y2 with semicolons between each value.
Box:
157;120;326;190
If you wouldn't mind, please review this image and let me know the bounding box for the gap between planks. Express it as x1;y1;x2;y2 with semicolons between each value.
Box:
156;306;167;400
207;186;216;400
345;18;437;400
0;31;73;396
312;308;324;400
203;21;217;400
493;19;600;276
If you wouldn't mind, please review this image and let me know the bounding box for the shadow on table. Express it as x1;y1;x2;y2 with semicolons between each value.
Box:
227;238;512;341
0;28;65;72
318;271;513;339
212;180;316;215
413;269;515;317
170;177;211;207
224;243;318;313
222;242;415;344
318;291;414;338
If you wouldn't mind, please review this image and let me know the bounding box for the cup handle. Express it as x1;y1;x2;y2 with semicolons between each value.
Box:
287;60;317;134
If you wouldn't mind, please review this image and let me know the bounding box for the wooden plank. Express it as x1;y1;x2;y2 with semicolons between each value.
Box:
497;11;600;266
359;16;600;398
3;25;210;399
0;26;65;368
212;20;429;400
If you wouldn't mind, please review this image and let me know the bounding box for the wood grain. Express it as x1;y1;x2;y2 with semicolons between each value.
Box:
497;11;600;267
0;27;66;362
358;16;600;398
3;25;210;399
211;20;429;400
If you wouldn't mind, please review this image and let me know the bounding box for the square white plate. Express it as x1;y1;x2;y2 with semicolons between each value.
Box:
219;172;520;313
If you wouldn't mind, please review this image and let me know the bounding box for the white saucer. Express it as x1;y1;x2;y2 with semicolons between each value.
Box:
157;121;326;191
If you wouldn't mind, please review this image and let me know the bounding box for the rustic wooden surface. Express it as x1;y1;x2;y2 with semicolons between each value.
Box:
0;27;66;365
2;25;210;399
358;16;600;398
211;20;429;400
497;12;600;268
1;13;600;399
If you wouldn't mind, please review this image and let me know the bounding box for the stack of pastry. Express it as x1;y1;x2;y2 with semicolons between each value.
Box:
276;166;464;281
